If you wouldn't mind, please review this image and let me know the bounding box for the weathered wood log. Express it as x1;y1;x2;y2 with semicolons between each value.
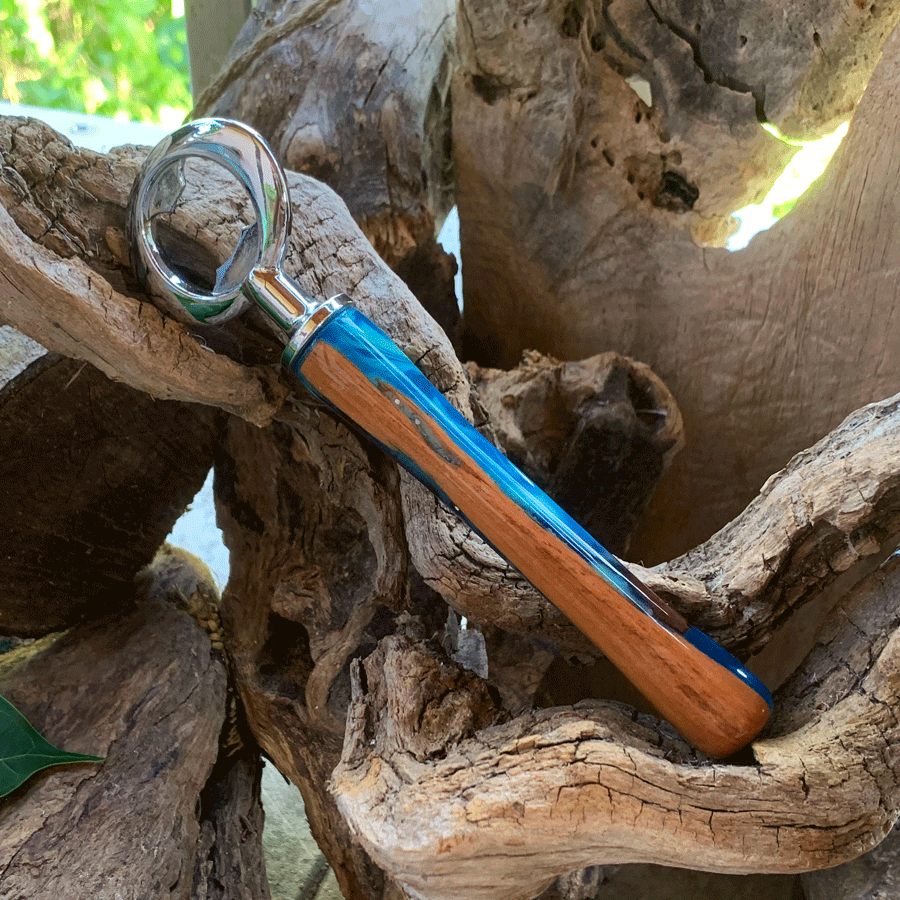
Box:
213;376;674;893
194;0;461;343
193;755;271;900
0;122;284;424
144;546;271;899
455;0;900;562
214;409;408;900
0;327;221;636
0;115;462;418
0;565;268;899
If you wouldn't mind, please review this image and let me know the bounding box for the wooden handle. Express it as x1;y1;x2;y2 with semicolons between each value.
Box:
290;307;772;757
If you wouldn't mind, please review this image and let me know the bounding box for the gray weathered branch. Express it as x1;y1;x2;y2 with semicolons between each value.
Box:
4;82;900;897
0;328;220;636
332;540;900;899
194;0;461;342
0;560;268;899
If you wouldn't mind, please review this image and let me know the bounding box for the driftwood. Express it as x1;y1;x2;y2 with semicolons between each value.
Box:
0;111;677;895
469;350;683;556
0;328;220;636
454;0;900;562
0;553;268;899
0;124;284;425
3;100;900;898
4;4;900;897
332;399;900;898
193;0;461;344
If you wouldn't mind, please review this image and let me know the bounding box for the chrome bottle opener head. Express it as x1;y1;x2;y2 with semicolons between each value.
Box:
129;117;341;348
128;118;290;325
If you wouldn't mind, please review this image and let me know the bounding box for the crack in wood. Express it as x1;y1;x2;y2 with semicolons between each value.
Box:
643;0;766;120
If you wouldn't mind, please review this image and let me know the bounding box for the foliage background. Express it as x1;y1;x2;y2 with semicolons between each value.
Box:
1;0;191;125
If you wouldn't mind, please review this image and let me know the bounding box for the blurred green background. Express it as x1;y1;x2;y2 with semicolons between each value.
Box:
1;0;191;125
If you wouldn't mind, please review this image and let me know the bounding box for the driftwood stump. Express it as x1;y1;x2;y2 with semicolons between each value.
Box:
2;1;900;898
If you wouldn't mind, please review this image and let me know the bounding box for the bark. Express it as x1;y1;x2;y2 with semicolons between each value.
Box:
455;0;900;562
0;559;268;899
194;0;461;344
0;328;221;637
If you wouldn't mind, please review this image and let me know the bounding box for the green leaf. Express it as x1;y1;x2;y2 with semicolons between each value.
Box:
0;694;102;799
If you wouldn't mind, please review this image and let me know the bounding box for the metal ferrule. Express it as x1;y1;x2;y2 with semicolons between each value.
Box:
242;267;347;364
280;290;348;368
241;267;345;343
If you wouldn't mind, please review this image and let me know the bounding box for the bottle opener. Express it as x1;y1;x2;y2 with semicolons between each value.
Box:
128;119;772;757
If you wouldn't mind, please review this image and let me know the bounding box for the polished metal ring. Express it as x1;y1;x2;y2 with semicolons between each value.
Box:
128;118;291;325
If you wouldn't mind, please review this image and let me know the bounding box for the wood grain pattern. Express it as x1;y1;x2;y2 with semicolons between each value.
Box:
453;1;900;564
295;310;771;757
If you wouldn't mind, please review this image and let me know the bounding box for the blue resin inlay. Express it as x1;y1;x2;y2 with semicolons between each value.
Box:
290;306;772;709
683;627;773;711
